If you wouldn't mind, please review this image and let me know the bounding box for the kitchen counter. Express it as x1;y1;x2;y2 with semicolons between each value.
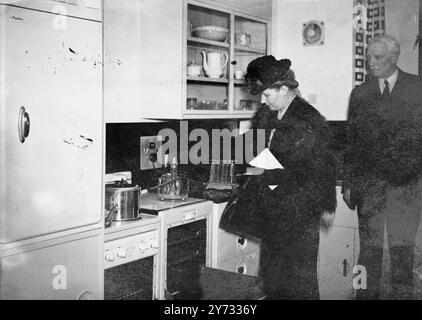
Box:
105;192;208;237
139;192;207;213
105;213;160;237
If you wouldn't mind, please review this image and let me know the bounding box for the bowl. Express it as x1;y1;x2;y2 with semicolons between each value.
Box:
192;25;229;42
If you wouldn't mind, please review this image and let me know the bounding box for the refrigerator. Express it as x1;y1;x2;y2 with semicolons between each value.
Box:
0;0;104;299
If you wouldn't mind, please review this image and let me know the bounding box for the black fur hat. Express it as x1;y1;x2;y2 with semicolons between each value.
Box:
244;55;299;95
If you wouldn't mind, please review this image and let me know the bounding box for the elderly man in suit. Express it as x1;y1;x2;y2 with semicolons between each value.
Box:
343;34;422;299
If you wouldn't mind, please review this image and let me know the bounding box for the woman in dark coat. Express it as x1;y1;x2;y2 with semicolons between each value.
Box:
223;56;337;299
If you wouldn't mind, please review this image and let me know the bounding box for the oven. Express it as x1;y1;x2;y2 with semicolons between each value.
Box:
104;215;161;300
139;193;213;300
166;218;207;299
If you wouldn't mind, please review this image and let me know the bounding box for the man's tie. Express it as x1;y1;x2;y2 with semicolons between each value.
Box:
381;79;390;101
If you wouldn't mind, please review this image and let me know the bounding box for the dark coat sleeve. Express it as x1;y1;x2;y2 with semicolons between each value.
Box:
343;88;364;207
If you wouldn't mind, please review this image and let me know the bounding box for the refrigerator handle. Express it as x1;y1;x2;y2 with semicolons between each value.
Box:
18;106;30;143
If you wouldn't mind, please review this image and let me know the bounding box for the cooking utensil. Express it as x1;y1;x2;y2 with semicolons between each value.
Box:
105;180;142;221
104;204;118;228
156;158;189;201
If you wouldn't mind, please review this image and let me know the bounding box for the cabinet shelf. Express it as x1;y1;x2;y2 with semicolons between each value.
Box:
188;36;230;49
187;76;229;83
232;110;256;114
234;79;247;85
234;44;266;54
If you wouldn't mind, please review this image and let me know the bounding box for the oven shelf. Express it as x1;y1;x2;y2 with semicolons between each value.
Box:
167;229;205;247
167;246;205;266
167;219;206;246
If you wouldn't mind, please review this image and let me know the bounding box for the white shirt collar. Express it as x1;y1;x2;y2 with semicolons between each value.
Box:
378;68;398;93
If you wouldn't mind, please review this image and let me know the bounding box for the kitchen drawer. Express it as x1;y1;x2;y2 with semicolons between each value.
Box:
163;201;213;226
217;251;260;277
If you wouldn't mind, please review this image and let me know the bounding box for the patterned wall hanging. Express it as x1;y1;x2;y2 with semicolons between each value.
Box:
352;0;386;87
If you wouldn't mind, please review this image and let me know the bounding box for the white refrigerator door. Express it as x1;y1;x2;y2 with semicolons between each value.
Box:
0;5;103;243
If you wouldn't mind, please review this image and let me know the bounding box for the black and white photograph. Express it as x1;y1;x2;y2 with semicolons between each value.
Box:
1;0;422;304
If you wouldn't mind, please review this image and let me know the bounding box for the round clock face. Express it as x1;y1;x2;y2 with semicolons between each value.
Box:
303;22;323;45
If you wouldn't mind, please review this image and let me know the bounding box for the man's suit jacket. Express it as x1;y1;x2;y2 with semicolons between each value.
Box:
344;68;422;207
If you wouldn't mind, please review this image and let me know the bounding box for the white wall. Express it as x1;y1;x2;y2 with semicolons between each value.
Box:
211;0;272;18
272;0;353;121
385;0;419;75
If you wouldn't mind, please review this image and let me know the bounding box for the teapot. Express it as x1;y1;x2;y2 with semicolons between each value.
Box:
200;51;228;78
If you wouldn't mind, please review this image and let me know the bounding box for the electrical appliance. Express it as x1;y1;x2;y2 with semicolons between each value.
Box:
0;0;103;299
103;171;161;300
139;193;213;300
104;214;161;300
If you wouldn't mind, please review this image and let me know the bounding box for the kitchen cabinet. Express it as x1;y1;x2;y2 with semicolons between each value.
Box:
104;0;147;123
318;186;360;300
105;0;270;121
212;188;361;298
318;225;357;300
0;230;103;300
211;202;261;277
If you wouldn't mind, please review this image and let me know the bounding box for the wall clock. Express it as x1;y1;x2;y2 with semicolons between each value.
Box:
303;20;324;46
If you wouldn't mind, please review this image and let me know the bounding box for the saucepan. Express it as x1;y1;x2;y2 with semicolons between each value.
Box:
105;180;142;222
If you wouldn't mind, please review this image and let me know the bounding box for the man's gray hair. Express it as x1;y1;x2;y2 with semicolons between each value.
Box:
369;34;401;57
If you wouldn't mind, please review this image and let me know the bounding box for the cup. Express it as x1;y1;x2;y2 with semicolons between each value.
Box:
236;33;251;46
235;70;244;80
186;98;197;110
238;100;250;110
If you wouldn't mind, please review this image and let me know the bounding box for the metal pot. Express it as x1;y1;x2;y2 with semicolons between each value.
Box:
105;180;142;221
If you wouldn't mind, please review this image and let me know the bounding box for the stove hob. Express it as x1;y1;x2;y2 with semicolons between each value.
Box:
105;213;160;237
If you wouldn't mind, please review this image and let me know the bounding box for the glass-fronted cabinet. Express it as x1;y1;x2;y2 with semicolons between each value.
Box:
184;0;269;118
233;15;268;114
134;0;270;120
186;4;230;113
